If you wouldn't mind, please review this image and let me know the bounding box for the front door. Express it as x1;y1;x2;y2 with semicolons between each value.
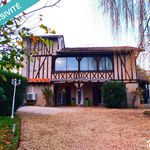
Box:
65;87;71;105
55;87;71;105
56;89;63;105
93;86;101;105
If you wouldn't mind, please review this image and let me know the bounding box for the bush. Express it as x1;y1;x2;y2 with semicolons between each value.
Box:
0;87;7;116
0;70;27;116
102;81;127;108
0;87;7;101
42;86;54;106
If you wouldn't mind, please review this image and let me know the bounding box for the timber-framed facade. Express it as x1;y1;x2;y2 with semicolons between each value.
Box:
22;35;144;106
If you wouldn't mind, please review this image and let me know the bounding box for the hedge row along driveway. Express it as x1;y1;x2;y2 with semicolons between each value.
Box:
0;70;27;116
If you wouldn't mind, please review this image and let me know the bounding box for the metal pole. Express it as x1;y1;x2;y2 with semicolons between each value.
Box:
11;79;17;118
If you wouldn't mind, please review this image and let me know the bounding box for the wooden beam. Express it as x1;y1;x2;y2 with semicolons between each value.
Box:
32;56;36;78
120;54;123;80
47;56;49;78
27;40;31;78
32;44;38;78
118;54;131;80
116;54;119;80
124;54;127;80
35;57;47;78
32;54;52;57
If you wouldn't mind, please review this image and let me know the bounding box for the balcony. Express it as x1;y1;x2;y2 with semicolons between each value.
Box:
51;71;114;82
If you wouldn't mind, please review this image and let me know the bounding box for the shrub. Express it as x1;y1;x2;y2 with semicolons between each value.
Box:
0;70;27;116
0;87;7;101
102;81;127;108
130;87;144;108
42;86;54;106
0;87;7;116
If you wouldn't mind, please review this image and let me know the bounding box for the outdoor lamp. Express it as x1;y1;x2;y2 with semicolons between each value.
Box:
11;79;21;118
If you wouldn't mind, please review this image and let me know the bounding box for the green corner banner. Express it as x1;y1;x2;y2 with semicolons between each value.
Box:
0;0;39;26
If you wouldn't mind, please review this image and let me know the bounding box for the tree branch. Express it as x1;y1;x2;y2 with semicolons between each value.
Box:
18;0;61;18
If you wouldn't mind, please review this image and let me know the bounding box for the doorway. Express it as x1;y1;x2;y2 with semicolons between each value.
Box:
76;88;83;105
65;87;71;105
55;86;71;105
93;86;101;105
56;89;63;105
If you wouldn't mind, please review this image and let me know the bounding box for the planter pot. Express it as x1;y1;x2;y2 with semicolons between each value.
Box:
140;99;145;104
71;99;75;106
84;100;89;106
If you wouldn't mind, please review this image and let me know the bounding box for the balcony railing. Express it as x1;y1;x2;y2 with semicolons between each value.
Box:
51;71;114;82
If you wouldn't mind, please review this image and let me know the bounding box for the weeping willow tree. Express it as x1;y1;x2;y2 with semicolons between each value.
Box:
98;0;149;48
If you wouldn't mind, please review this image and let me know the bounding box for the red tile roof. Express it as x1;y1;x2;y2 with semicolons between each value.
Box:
28;78;50;83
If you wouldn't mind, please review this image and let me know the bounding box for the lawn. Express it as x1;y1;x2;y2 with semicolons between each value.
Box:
18;107;150;150
0;116;20;150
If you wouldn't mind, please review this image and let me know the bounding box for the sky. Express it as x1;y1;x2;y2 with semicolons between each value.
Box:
25;0;138;47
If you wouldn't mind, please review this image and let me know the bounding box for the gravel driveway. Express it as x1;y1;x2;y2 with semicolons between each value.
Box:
17;106;79;115
17;107;150;150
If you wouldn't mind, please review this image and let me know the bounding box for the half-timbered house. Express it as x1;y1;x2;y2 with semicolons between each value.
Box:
22;35;144;106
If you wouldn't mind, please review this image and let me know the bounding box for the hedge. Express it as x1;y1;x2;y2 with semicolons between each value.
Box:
102;81;127;108
0;70;27;116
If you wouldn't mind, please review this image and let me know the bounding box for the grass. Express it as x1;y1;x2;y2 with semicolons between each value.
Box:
0;116;20;150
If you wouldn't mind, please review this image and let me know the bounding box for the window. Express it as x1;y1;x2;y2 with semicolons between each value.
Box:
80;57;97;71
55;56;113;71
106;57;113;70
99;57;113;71
89;57;97;70
67;57;78;71
55;57;78;71
80;57;88;70
99;57;106;70
58;37;65;51
55;57;66;71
